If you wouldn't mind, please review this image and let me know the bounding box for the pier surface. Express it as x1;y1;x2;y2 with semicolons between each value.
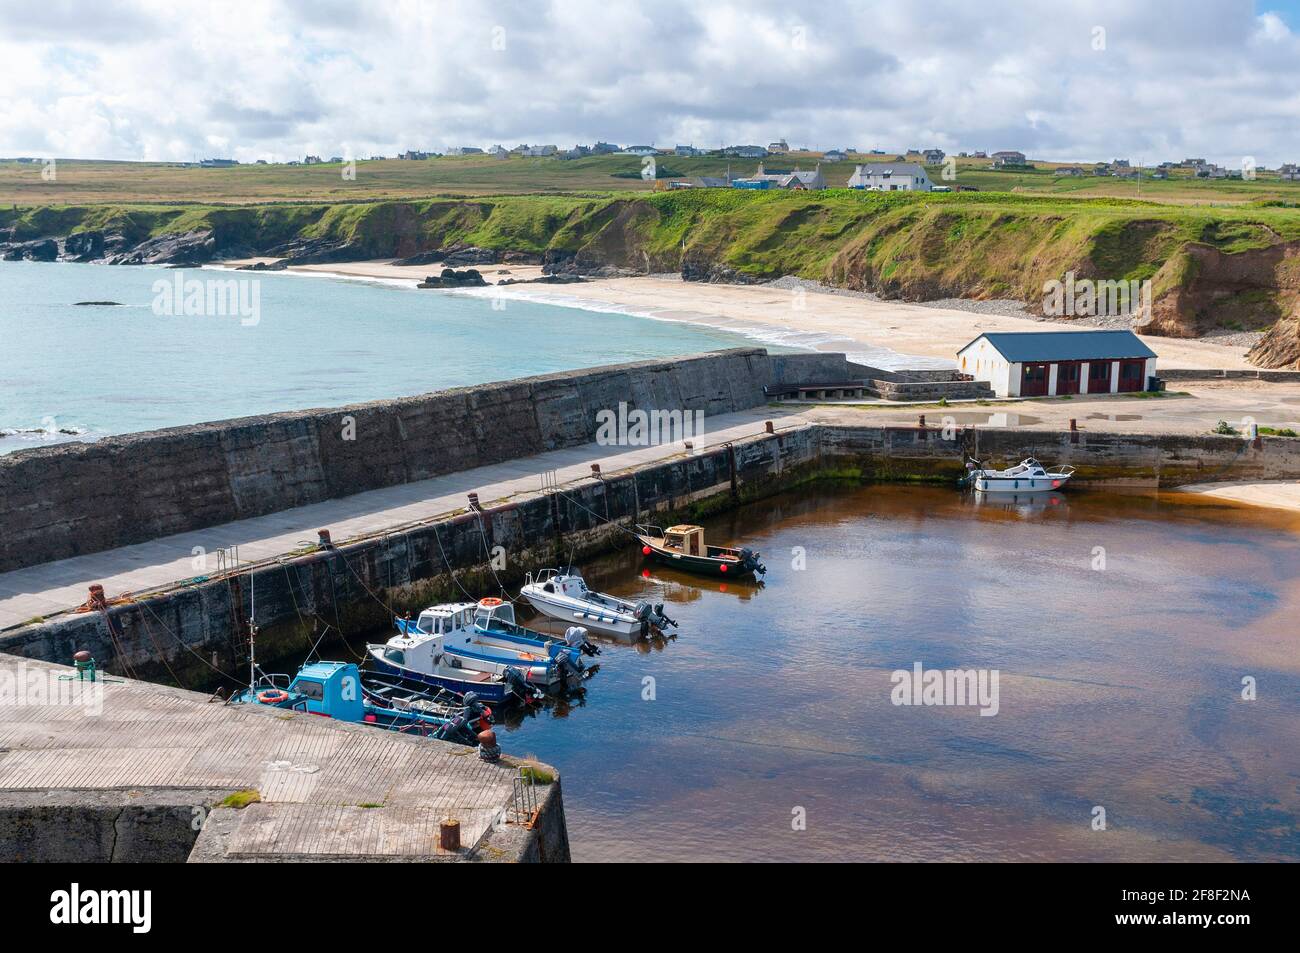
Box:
0;654;563;861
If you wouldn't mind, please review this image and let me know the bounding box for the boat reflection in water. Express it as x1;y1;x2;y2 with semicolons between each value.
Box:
970;489;1068;513
638;566;766;601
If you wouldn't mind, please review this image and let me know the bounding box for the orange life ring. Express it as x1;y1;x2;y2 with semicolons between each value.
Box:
479;597;504;607
257;689;290;705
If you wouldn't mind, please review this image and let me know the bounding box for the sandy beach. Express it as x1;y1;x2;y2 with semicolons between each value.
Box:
222;259;1255;373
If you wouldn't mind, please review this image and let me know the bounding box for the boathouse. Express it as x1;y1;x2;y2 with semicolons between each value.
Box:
957;330;1158;398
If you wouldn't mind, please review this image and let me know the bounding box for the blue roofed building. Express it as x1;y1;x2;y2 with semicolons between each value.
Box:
957;330;1158;397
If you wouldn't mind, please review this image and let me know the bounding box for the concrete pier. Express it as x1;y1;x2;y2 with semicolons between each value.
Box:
0;654;568;862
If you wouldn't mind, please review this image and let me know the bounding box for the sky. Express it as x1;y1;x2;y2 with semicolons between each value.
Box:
1;0;1298;166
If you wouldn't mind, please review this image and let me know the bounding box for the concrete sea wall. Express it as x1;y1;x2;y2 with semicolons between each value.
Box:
0;348;774;572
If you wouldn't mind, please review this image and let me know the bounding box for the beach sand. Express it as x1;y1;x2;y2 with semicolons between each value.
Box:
223;260;1254;372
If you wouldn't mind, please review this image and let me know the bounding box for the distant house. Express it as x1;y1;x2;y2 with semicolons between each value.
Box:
1093;163;1111;176
199;158;238;167
1112;158;1131;169
398;150;432;160
723;144;768;158
590;141;619;155
303;155;322;165
971;150;987;159
767;139;789;153
669;174;733;189
1279;163;1300;180
729;162;825;191
447;147;484;156
991;150;1027;168
846;162;933;191
822;149;848;162
1055;166;1084;176
522;144;558;157
488;144;508;157
674;145;702;156
619;145;657;157
922;149;945;165
958;330;1158;398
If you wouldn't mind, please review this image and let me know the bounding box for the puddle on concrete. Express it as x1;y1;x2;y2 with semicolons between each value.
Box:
1085;413;1144;422
935;412;1041;426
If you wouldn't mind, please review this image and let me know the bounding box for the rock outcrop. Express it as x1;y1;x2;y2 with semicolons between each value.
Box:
102;229;218;265
417;268;488;288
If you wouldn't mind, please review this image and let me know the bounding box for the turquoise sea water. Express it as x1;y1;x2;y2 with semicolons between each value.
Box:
0;261;763;454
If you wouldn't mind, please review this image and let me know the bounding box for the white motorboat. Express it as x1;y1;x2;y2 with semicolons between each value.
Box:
519;568;676;639
965;457;1075;493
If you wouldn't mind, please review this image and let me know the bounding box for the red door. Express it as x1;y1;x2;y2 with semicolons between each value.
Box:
1117;360;1146;392
1088;360;1113;394
1020;363;1049;397
1056;361;1081;395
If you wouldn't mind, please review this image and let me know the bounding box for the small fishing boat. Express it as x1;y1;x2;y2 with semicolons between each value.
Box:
392;600;590;688
519;568;677;639
232;660;491;746
635;524;766;578
962;456;1076;493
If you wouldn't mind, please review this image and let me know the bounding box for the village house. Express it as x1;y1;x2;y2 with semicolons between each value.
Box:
446;146;483;156
767;139;789;153
723;144;769;158
619;145;657;157
1055;166;1084;176
991;150;1027;168
922;148;945;165
1280;163;1300;180
846;162;934;191
957;330;1158;398
730;163;825;190
823;149;849;162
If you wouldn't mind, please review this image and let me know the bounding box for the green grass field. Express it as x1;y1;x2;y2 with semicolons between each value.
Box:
4;152;1300;207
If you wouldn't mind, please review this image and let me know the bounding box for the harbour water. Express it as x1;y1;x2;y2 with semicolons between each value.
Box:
0;261;762;453
328;482;1299;862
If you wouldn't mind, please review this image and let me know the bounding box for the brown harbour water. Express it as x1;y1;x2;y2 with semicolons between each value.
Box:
353;483;1300;862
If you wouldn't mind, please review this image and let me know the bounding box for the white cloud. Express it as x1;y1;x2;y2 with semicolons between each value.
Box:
0;0;1296;166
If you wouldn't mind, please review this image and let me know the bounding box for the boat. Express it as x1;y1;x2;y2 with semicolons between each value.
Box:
231;660;491;746
519;568;677;638
962;456;1076;493
365;634;539;705
635;524;766;578
392;600;591;689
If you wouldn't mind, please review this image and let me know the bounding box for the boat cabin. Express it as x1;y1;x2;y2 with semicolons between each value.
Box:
284;661;364;720
473;598;516;629
533;569;589;599
411;602;477;636
663;525;705;555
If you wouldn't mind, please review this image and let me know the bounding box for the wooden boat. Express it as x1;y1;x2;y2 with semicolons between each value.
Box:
520;568;676;638
232;661;491;745
635;524;766;578
963;456;1075;493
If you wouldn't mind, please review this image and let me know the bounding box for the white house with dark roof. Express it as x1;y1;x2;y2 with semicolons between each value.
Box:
957;330;1158;398
846;162;933;191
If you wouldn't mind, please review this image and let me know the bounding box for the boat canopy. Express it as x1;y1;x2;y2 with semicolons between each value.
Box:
414;602;477;636
664;524;705;555
474;598;516;628
286;661;365;720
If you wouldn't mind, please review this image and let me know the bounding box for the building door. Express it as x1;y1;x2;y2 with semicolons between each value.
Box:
1118;360;1146;392
1088;361;1113;394
1057;361;1081;395
1021;363;1049;397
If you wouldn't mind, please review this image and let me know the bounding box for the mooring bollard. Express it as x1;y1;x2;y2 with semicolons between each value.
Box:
440;818;461;852
591;463;601;477
918;414;926;428
1070;418;1079;444
86;584;108;611
467;492;481;512
477;728;501;763
765;420;775;434
317;528;332;549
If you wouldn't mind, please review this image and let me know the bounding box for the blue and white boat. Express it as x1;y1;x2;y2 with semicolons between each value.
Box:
232;660;491;746
390;599;593;689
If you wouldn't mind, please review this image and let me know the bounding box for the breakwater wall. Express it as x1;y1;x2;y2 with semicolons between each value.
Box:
0;348;874;573
5;420;1298;684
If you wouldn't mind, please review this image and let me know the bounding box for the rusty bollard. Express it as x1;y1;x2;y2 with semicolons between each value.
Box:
1070;418;1079;445
440;818;461;852
467;492;481;512
765;420;775;434
317;528;332;549
591;463;601;477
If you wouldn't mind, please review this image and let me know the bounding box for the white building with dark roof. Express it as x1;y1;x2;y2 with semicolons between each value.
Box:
957;330;1158;397
846;162;933;191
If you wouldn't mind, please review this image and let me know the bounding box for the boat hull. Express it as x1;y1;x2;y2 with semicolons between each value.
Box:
522;591;643;638
973;474;1072;493
366;648;515;704
638;539;762;578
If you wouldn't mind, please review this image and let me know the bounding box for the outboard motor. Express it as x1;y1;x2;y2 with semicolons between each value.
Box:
740;547;767;575
503;666;543;703
565;624;600;657
653;602;677;629
437;691;492;746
